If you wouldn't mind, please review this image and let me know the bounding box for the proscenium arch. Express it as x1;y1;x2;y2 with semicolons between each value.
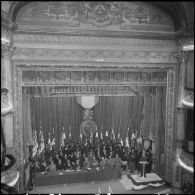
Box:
7;1;180;193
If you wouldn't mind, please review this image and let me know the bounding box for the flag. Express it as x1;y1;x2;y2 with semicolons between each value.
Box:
69;126;71;139
90;131;93;143
51;128;55;146
118;132;120;139
100;131;103;140
48;132;52;151
39;130;42;146
40;131;45;152
105;130;108;137
125;136;129;148
80;130;82;140
131;130;136;140
60;129;65;147
33;130;38;157
111;126;115;140
120;138;123;146
85;138;88;146
95;131;98;138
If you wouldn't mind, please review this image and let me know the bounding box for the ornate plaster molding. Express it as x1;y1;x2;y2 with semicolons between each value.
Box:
164;69;176;183
16;2;173;32
12;48;178;63
1;44;15;57
13;34;177;48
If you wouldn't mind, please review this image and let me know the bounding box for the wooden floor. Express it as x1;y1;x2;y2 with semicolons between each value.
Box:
28;171;183;194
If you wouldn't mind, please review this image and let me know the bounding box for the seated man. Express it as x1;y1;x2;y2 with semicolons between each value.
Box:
100;156;108;169
75;159;82;170
107;155;114;168
92;156;98;169
113;153;122;169
66;159;74;170
83;156;90;170
39;160;48;173
56;158;64;171
121;148;128;171
48;159;56;172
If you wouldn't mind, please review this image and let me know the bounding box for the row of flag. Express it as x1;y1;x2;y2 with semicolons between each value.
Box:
32;125;142;156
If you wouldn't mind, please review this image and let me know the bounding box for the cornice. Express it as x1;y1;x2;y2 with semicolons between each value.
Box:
12;48;178;63
13;33;177;51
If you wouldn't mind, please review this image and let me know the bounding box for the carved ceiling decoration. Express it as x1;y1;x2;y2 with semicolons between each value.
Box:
15;2;174;33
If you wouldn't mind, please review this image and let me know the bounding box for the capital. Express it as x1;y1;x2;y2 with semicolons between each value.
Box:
1;44;15;57
175;51;190;63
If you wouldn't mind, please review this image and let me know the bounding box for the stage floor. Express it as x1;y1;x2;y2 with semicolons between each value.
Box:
128;173;165;190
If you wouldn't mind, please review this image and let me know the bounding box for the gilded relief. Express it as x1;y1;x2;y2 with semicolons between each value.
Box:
16;2;173;32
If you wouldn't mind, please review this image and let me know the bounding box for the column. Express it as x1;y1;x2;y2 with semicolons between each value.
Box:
1;31;15;149
172;43;190;188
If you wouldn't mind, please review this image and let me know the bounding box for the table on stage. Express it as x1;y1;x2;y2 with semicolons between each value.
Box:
35;168;121;187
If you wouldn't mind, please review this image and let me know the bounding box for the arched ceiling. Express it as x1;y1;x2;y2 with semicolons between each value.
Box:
1;1;194;34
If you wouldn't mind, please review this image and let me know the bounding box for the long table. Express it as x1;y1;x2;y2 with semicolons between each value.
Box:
35;168;121;187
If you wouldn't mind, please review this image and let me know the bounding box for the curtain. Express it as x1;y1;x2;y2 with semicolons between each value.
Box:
22;96;33;162
93;96;144;140
27;90;166;176
30;97;83;146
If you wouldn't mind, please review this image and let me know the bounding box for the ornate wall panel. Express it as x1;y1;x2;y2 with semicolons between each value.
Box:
16;2;174;33
21;69;167;86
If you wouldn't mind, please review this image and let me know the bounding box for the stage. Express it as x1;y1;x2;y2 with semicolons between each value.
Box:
127;173;165;190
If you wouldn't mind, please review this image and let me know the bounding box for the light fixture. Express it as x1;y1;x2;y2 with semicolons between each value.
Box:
183;44;194;51
181;99;194;108
1;37;10;44
178;157;194;173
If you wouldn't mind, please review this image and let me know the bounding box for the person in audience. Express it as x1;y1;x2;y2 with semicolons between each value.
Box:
56;158;64;171
121;148;128;171
100;156;106;169
53;153;60;167
39;160;48;173
88;150;94;168
114;153;122;169
91;155;98;169
63;143;70;155
102;147;108;158
75;159;82;170
83;156;89;170
48;159;56;172
67;159;73;170
115;143;123;157
70;152;76;168
107;154;114;168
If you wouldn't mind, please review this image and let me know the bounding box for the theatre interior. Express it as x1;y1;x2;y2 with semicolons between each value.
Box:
1;1;194;194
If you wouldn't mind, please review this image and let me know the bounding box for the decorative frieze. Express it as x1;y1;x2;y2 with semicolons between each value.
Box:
16;2;173;32
12;48;178;63
13;34;177;48
21;70;167;86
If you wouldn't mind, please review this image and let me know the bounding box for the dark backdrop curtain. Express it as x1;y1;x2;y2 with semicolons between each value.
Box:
93;96;144;139
27;88;166;176
30;97;83;146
